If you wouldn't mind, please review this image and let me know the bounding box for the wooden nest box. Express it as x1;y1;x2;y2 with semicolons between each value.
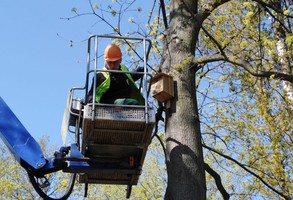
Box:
151;73;174;102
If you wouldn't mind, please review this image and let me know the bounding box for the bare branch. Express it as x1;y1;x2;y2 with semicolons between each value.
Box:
159;0;168;29
204;163;230;200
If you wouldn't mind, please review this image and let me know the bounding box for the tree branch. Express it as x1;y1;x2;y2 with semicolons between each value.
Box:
252;0;293;18
195;53;293;83
203;144;291;200
254;0;292;33
201;26;227;58
204;162;230;200
196;0;231;24
159;0;168;29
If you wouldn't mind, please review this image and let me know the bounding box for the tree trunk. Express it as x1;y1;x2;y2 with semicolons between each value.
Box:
275;19;293;110
161;0;206;199
277;30;293;111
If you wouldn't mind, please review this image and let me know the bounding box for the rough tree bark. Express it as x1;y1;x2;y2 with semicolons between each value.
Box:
161;0;206;199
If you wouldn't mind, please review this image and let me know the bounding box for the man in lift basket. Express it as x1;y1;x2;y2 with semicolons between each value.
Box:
87;43;145;105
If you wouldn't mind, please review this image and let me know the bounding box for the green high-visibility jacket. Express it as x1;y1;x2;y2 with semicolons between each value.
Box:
95;64;145;105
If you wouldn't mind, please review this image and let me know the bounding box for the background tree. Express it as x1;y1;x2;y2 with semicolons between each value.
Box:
196;1;293;199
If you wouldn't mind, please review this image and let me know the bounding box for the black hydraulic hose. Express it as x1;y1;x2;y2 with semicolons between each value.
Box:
27;172;76;200
150;103;167;162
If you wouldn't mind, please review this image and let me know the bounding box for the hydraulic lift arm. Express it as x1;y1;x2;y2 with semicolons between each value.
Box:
0;96;47;170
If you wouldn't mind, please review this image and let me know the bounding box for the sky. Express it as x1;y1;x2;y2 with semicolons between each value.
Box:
0;1;148;147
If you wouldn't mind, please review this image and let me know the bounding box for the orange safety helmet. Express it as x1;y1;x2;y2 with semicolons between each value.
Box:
104;44;122;61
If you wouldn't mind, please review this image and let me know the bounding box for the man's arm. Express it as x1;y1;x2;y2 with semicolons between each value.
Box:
131;66;145;81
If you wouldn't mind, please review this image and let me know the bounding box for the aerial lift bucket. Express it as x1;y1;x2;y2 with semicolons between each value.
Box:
0;35;156;199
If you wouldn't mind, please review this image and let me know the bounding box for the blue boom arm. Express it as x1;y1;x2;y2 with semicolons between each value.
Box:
0;96;49;171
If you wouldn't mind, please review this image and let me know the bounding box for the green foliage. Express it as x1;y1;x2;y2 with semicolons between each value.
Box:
92;3;98;10
199;64;293;198
0;137;49;199
197;1;293;198
285;34;293;45
175;64;184;71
